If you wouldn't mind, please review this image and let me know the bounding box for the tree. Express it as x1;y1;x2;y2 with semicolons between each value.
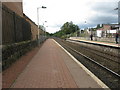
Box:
101;24;104;27
39;25;44;30
96;24;101;29
53;21;80;38
60;21;79;35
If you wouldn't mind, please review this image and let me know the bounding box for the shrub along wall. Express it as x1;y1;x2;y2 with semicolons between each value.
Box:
2;40;38;70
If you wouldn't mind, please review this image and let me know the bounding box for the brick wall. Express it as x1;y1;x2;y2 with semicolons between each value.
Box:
23;14;43;40
2;4;31;44
2;2;23;17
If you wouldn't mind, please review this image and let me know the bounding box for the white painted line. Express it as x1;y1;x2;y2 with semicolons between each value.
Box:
53;39;110;89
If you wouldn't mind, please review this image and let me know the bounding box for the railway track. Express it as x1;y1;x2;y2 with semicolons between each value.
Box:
67;39;120;64
66;40;120;75
67;40;120;64
62;39;120;74
54;38;120;89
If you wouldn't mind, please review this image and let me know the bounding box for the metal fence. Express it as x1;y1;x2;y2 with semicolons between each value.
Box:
2;4;32;45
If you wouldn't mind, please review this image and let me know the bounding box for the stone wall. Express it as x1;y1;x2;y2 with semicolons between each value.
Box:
2;40;37;70
2;35;47;70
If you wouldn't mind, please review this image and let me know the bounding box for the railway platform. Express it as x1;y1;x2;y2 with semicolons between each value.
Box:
69;37;120;48
4;39;108;88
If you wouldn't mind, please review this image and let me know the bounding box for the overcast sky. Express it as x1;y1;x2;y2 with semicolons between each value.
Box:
23;0;120;33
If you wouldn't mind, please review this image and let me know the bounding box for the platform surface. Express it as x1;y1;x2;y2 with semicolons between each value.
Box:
11;39;102;88
69;37;120;48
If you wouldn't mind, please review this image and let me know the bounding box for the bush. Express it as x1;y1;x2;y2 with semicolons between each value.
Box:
2;40;38;70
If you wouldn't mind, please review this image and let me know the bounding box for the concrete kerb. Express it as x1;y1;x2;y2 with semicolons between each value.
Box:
52;39;110;89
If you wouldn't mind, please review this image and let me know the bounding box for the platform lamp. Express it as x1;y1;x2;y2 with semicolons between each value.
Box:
43;21;47;37
37;6;47;45
45;26;48;37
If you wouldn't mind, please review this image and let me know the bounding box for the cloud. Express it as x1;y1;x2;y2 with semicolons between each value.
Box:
46;26;60;33
89;15;117;24
23;0;120;33
78;1;119;29
90;2;118;15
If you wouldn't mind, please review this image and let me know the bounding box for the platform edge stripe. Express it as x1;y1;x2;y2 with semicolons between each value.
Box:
53;39;109;89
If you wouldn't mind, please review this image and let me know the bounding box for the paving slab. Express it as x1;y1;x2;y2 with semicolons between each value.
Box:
53;40;104;88
11;39;77;88
11;39;104;88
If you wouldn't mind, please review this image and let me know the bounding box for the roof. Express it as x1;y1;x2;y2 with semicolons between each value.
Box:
103;24;120;28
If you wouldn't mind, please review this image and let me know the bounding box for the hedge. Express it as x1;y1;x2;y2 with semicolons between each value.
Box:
2;40;38;70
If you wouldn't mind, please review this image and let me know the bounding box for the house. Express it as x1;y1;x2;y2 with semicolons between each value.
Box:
96;24;119;37
96;28;103;37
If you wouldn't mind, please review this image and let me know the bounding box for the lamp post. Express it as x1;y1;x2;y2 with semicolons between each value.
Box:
37;6;47;45
43;21;47;37
84;21;89;39
45;26;48;37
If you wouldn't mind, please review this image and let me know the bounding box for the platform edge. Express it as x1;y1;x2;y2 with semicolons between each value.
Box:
53;39;109;89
